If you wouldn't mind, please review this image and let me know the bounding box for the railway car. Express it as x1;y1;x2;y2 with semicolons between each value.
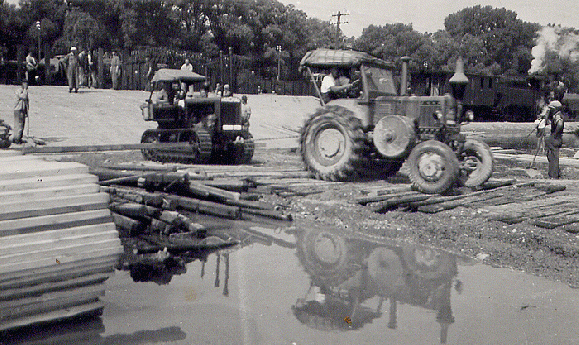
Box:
411;71;544;122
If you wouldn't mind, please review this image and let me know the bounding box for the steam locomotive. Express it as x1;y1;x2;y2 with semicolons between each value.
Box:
411;71;579;122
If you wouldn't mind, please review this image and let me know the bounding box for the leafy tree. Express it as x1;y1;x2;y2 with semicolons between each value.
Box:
444;5;540;74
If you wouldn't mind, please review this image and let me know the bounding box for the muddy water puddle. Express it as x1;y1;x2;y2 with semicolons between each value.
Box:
4;223;579;345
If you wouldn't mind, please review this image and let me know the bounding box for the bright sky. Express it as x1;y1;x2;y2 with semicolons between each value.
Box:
6;0;577;38
279;0;579;37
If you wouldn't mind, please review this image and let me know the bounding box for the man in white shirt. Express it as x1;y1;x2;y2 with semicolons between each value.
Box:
180;59;193;72
320;68;351;104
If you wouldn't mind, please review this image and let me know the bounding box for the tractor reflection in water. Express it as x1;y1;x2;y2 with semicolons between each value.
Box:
293;228;464;343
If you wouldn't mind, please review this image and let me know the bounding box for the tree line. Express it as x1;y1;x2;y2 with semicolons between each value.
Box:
1;1;578;91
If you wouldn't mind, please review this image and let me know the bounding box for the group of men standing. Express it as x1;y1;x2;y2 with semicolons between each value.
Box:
63;47;116;92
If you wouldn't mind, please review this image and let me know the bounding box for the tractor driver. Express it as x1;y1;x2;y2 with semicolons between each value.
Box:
320;68;354;103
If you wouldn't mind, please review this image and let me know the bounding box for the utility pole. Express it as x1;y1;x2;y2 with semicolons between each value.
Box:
331;11;348;48
36;21;41;61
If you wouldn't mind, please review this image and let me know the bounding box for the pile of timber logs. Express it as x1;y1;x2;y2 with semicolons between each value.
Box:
92;163;294;255
0;154;123;332
357;178;579;232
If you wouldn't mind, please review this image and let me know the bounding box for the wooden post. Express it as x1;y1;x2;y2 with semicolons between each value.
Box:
44;43;51;85
214;253;220;287
97;48;104;89
16;45;24;84
228;47;233;91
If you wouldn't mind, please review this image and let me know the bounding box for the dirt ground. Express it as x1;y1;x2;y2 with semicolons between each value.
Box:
2;85;579;289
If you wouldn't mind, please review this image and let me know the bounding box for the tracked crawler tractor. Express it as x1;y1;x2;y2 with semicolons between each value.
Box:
140;69;254;164
300;49;493;194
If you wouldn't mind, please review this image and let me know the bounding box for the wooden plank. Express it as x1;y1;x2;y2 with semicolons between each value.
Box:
0;272;111;301
0;173;98;192
0;235;121;265
560;223;579;234
0;209;112;235
532;212;579;229
0;284;106;320
0;161;88;180
21;142;196;154
0;300;104;331
0;193;110;221
0;254;119;288
0;242;122;274
0;183;100;204
0;223;117;249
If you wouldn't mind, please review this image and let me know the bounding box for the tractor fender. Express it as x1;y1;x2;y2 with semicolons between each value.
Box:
324;98;371;128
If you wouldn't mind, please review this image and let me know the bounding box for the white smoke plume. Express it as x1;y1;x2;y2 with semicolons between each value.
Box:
529;25;579;74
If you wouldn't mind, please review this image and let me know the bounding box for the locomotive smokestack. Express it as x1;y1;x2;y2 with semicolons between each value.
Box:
400;56;411;96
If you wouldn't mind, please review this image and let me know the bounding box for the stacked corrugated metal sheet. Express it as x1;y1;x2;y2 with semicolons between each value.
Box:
0;153;122;331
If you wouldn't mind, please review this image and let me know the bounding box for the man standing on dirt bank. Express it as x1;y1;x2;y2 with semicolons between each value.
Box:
545;84;566;179
13;80;28;144
64;47;79;93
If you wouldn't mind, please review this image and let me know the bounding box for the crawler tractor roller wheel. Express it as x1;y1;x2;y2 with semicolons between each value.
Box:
191;130;213;164
233;133;254;165
458;139;494;187
408;140;459;194
301;106;365;181
141;129;160;161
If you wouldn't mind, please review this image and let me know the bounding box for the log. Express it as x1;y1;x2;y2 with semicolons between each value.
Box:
188;181;240;201
224;199;275;210
109;202;161;219
241;207;292;221
202;178;253;192
111;212;146;238
162;194;241;219
477;178;516;190
358;191;423;206
157;210;205;233
99;163;179;172
370;194;431;213
90;167;145;181
135;234;238;253
101;186;164;207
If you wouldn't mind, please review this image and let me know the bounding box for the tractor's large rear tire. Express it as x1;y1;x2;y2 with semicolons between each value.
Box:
458;139;493;187
408;140;459;194
300;106;365;181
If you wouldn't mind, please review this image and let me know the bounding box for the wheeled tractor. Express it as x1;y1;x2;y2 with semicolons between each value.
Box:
300;49;493;194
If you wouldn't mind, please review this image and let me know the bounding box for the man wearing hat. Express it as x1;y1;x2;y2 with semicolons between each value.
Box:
13;79;28;144
64;47;79;93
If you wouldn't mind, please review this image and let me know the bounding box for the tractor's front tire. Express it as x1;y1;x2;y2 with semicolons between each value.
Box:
458;139;494;187
300;106;365;181
408;140;459;194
